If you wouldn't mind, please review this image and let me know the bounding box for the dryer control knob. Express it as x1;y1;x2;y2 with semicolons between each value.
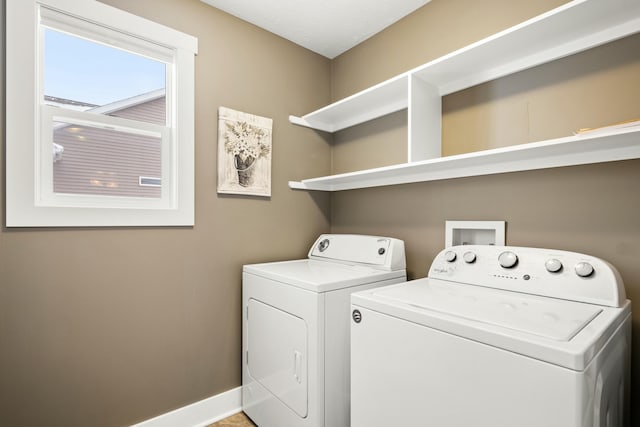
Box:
463;251;476;263
318;239;330;252
498;251;518;268
444;251;457;262
575;262;594;278
545;258;563;273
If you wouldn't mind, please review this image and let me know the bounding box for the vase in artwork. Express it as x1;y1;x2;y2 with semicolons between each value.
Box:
234;155;256;187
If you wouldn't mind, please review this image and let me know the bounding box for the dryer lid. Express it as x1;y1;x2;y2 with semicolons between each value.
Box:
244;259;405;292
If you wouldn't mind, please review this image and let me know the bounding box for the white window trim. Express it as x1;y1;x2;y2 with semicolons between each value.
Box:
6;0;198;227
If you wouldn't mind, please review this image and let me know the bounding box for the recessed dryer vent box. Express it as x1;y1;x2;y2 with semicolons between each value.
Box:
445;221;505;247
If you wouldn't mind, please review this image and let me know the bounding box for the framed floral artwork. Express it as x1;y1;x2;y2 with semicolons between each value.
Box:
217;107;273;197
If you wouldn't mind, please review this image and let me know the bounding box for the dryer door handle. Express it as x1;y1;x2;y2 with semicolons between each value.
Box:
293;350;302;383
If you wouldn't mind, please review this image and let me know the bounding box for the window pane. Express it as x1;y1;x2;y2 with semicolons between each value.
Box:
44;28;167;125
52;121;162;198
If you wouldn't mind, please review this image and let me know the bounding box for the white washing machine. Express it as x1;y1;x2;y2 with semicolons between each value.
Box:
351;245;631;427
242;234;406;427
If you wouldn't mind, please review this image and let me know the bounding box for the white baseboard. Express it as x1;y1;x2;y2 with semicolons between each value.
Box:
131;386;242;427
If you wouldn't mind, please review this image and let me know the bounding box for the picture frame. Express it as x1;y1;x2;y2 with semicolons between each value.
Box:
217;106;273;197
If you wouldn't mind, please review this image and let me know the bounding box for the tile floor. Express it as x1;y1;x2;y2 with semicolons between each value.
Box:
208;411;256;427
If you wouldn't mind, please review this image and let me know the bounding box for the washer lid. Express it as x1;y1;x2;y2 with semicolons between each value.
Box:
372;280;601;341
244;259;405;292
353;279;629;370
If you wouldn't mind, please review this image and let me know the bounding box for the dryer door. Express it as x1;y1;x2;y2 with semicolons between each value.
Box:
247;298;308;417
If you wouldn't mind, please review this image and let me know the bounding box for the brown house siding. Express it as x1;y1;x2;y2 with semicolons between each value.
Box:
52;97;165;198
109;96;166;125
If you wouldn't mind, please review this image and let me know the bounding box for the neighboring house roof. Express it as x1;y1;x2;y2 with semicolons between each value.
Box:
51;88;166;127
51;88;166;161
45;95;98;111
86;88;165;116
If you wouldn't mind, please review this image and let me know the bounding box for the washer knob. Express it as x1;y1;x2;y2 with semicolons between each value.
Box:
444;251;457;262
498;251;518;268
575;262;594;278
545;258;563;273
463;251;476;263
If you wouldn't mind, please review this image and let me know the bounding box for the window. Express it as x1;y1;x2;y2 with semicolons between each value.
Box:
6;0;198;226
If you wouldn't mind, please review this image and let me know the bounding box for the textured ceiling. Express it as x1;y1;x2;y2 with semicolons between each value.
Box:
200;0;431;58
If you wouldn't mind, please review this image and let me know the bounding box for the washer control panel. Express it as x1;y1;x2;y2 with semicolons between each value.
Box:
430;245;625;307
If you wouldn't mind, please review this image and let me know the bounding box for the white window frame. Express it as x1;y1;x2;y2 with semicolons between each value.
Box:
6;0;198;226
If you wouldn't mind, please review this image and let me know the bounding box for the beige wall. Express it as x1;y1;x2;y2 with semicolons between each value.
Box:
2;0;639;425
0;0;331;425
330;0;640;421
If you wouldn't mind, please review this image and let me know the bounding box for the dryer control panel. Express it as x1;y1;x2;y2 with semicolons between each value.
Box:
428;245;626;307
309;234;406;271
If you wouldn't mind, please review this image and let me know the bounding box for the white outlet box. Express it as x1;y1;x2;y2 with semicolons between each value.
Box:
445;221;505;247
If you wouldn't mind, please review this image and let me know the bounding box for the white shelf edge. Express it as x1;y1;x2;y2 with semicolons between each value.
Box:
433;16;640;96
290;73;410;133
288;115;334;132
287;128;640;191
288;92;408;132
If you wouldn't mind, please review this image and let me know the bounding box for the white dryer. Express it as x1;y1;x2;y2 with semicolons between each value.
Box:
351;245;631;427
242;234;406;427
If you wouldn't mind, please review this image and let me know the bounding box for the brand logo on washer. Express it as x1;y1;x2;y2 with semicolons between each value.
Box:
352;309;362;323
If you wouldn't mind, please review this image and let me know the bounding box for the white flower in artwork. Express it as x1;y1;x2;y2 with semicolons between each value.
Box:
224;121;271;162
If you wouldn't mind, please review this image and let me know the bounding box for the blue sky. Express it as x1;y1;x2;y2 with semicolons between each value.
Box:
44;29;166;106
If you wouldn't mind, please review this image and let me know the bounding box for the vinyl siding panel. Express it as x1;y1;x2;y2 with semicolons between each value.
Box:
109;96;166;125
52;98;164;198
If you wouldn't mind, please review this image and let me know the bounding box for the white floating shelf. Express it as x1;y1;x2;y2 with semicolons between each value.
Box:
290;0;640;132
288;128;640;191
288;0;640;192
